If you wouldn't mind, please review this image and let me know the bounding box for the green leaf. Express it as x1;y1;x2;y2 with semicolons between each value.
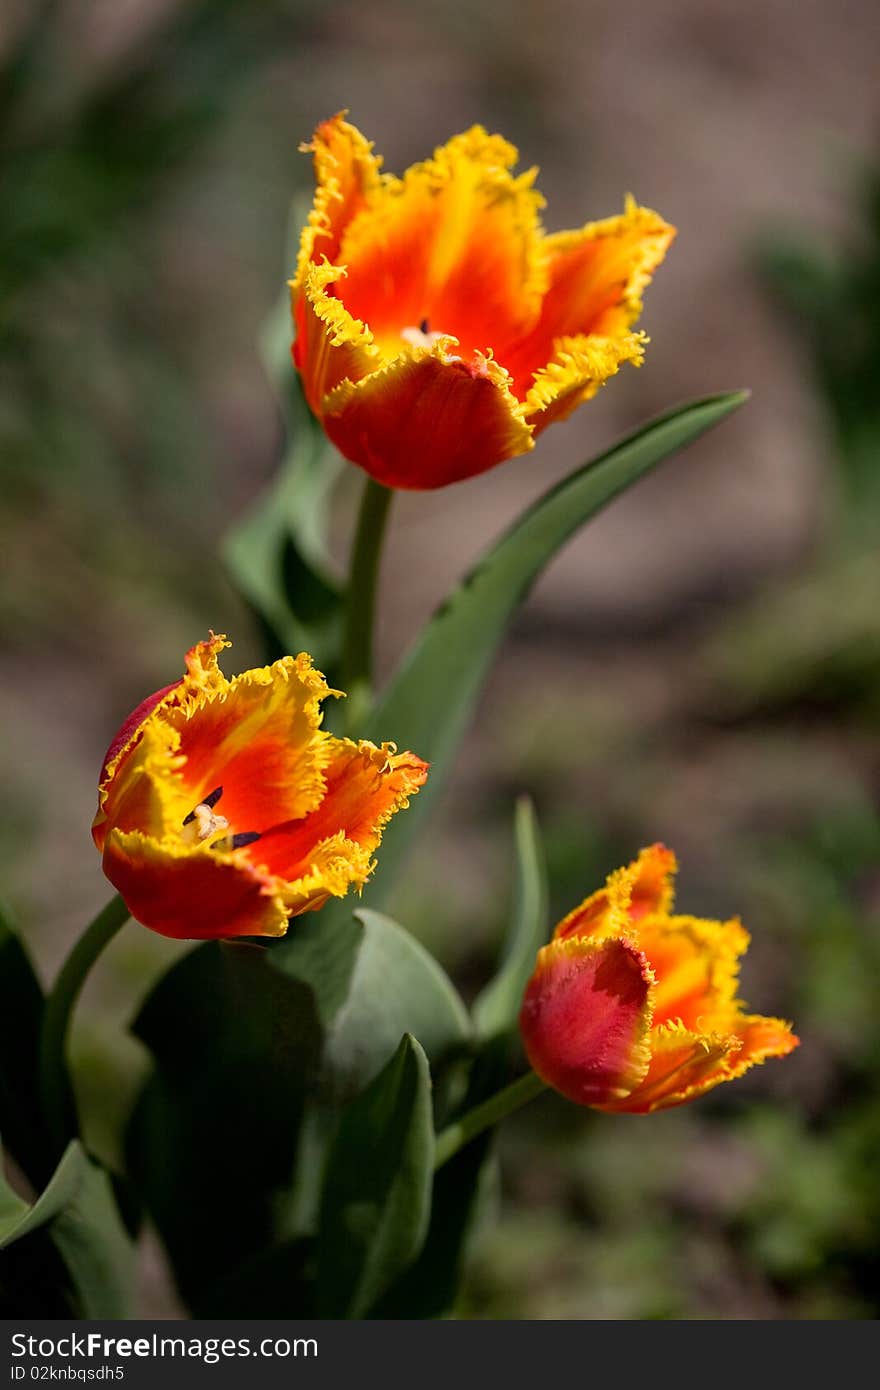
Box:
222;432;344;670
268;909;470;1252
0;902;54;1186
316;1034;434;1317
0;1145;28;1233
323;908;472;1101
126;941;322;1309
270;911;363;1033
271;908;471;1102
360;392;748;900
371;1133;497;1318
473;796;549;1042
0;1139;135;1317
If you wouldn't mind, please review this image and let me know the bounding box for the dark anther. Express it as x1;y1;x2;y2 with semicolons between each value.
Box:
419;317;430;335
230;831;261;849
182;785;224;825
208;830;260;853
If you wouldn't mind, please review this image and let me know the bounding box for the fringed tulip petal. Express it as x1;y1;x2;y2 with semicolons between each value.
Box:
97;681;182;790
523;332;646;434
730;1014;800;1069
599;1013;799;1113
162;650;337;834
291;118;674;488
553;842;677;942
292;259;380;416
318;347;534;490
93;719;189;852
255;740;428;879
336;126;547;363
280;832;375;918
503;200;676;396
597;1020;743;1114
102;830;288;941
636;913;750;1031
519;936;655;1106
294;111;383;283
92;637;427;939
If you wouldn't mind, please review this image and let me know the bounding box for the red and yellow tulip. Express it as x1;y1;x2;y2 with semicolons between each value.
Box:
520;845;798;1112
92;634;427;940
291;114;675;489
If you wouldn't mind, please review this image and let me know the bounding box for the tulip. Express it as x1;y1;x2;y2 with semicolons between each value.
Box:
520;845;798;1111
291;114;674;489
92;634;427;939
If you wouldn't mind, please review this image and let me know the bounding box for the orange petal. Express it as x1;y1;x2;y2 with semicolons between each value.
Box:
293;112;384;287
501;199;675;398
279;831;375;918
255;739;427;881
598;1020;739;1113
520;935;655;1106
93;717;189;854
600;1014;798;1114
335;126;547;366
103;829;288;940
318;347;534;489
523;332;646;434
292;259;381;418
637;913;750;1031
161;652;337;836
731;1013;800;1067
96;680;182;794
554;843;677;943
94;634;232;850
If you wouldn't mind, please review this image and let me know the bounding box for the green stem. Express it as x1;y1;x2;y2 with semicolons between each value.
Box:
433;1070;548;1170
39;893;130;1152
342;477;393;729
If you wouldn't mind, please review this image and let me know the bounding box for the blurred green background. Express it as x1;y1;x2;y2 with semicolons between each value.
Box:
2;0;879;1318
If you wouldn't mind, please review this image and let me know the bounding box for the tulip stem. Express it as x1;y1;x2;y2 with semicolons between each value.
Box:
38;892;130;1154
433;1069;548;1170
343;476;394;731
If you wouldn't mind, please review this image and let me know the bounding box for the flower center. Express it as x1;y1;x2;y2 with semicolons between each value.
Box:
181;786;261;853
400;317;447;350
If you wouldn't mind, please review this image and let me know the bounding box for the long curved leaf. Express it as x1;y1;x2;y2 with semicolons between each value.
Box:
361;391;747;900
316;1034;434;1317
472;796;549;1042
0;1139;134;1317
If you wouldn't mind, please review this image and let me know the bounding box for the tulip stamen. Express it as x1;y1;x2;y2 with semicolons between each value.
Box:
401;319;446;350
230;831;261;850
208;829;262;854
182;786;224;824
182;787;229;845
181;802;230;845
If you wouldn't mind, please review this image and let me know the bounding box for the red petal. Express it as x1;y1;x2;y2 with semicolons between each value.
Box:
103;831;287;940
520;936;654;1106
320;351;533;489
